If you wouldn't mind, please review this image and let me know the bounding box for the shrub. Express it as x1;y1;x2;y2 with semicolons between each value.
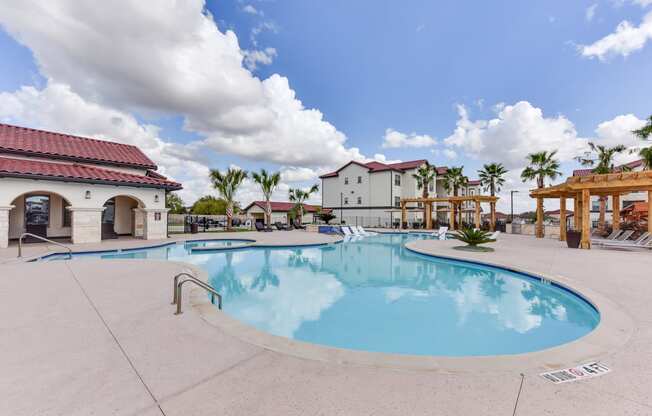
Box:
452;227;495;247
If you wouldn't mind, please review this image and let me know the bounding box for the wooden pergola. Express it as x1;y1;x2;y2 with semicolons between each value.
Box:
399;195;499;231
530;170;652;249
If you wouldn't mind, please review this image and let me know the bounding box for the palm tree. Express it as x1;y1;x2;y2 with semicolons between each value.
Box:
209;168;248;230
639;147;652;170
521;150;562;189
443;166;468;228
478;163;508;197
575;142;627;230
632;115;652;140
288;184;319;225
251;169;281;227
412;164;435;224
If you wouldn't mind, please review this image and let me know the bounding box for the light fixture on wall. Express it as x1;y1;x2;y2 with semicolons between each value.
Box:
154;194;159;203
85;190;91;199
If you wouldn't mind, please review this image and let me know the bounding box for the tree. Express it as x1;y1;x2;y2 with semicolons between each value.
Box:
166;192;186;214
520;150;561;189
478;163;507;196
190;196;238;215
575;142;628;230
412;164;436;225
443;166;468;228
639;147;652;170
251;169;281;227
288;184;319;224
209;168;248;229
317;210;336;224
632;115;652;140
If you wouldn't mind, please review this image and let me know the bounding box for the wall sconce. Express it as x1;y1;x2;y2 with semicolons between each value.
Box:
154;194;159;203
85;190;91;199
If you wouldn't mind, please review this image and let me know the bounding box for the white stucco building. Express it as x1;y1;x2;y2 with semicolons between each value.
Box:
572;159;649;227
243;201;326;225
320;159;482;227
0;123;182;248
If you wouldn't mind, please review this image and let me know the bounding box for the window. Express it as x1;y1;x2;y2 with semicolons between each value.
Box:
591;200;600;211
344;177;349;185
344;197;349;205
394;174;401;186
62;200;71;227
428;181;434;192
154;212;162;221
357;176;362;184
394;196;400;207
357;197;362;205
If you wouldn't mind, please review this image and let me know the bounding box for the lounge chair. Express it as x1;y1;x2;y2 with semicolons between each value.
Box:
254;222;273;232
433;226;448;240
356;226;377;236
293;219;306;230
274;222;289;231
596;232;650;247
591;229;623;243
598;234;652;250
488;230;500;240
341;226;353;236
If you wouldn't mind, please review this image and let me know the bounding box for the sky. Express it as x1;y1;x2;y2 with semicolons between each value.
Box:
0;0;651;213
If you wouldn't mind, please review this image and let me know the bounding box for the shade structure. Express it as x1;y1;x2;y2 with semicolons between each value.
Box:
399;195;499;231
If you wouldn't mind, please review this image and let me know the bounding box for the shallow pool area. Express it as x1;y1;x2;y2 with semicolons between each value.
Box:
47;233;599;356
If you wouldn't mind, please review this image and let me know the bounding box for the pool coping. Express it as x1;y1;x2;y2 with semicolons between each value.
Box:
189;239;635;374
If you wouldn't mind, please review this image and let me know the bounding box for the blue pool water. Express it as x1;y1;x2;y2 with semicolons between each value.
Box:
48;233;599;356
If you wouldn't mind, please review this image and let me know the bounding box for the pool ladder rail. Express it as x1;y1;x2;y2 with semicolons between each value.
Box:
18;232;73;260
172;272;222;315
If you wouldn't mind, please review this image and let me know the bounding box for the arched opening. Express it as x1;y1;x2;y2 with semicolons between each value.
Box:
9;191;73;242
101;195;145;239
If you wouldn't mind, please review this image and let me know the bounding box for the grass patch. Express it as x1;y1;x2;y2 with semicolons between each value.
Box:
453;245;494;253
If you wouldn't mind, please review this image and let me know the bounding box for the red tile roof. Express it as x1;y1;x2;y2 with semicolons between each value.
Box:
0;123;157;169
435;166;448;175
245;201;324;213
0;156;181;190
572;159;645;177
319;159;428;178
467;179;481;186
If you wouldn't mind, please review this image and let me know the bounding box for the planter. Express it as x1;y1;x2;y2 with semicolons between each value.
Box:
566;230;581;249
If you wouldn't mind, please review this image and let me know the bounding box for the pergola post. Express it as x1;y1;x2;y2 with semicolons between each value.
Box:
612;194;620;231
490;201;496;232
559;196;567;241
573;196;580;230
580;189;591;249
400;201;407;230
648;191;652;234
474;199;481;229
535;197;544;238
449;202;456;230
425;202;432;230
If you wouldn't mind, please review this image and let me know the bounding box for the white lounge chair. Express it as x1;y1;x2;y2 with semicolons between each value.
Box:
599;234;652;250
341;226;353;236
488;230;500;240
597;232;650;247
591;229;624;244
356;226;377;236
433;226;448;240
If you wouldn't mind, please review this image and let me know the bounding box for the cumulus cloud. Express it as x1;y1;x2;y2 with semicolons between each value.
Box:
443;102;588;169
0;0;364;170
280;166;320;182
580;11;652;59
381;128;437;148
593;114;647;164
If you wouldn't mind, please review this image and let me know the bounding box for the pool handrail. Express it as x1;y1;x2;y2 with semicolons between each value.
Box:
172;272;222;314
18;232;72;259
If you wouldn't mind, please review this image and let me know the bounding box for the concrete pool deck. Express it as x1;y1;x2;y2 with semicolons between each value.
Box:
1;231;652;415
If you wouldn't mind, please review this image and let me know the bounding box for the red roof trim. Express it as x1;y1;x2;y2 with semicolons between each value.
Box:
319;159;428;178
0;156;181;190
0;123;157;169
244;201;323;213
573;159;644;177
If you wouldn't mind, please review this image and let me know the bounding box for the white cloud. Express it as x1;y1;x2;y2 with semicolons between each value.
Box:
586;4;598;21
370;153;402;164
443;149;458;160
243;47;277;70
580;11;652;59
443;102;588;169
0;0;365;171
381;128;437;148
0;83;212;204
593;114;647;165
280;167;319;182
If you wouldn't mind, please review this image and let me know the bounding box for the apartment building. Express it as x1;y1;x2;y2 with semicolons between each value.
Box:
572;159;649;227
320;159;481;227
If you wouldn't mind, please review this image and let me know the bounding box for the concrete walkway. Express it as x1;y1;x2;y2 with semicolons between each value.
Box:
1;232;651;415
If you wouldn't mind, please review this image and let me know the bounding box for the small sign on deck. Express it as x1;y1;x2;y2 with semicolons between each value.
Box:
540;362;610;384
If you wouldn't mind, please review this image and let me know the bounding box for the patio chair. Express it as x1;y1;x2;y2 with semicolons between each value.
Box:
255;222;273;232
591;229;623;243
596;232;650;247
341;226;353;236
433;226;448;240
274;222;289;231
488;230;500;241
356;226;377;236
598;233;652;250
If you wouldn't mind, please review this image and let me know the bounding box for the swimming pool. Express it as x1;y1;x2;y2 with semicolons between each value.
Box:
48;233;600;356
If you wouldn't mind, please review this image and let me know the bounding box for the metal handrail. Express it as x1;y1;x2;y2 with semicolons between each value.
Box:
18;232;73;259
172;272;222;315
